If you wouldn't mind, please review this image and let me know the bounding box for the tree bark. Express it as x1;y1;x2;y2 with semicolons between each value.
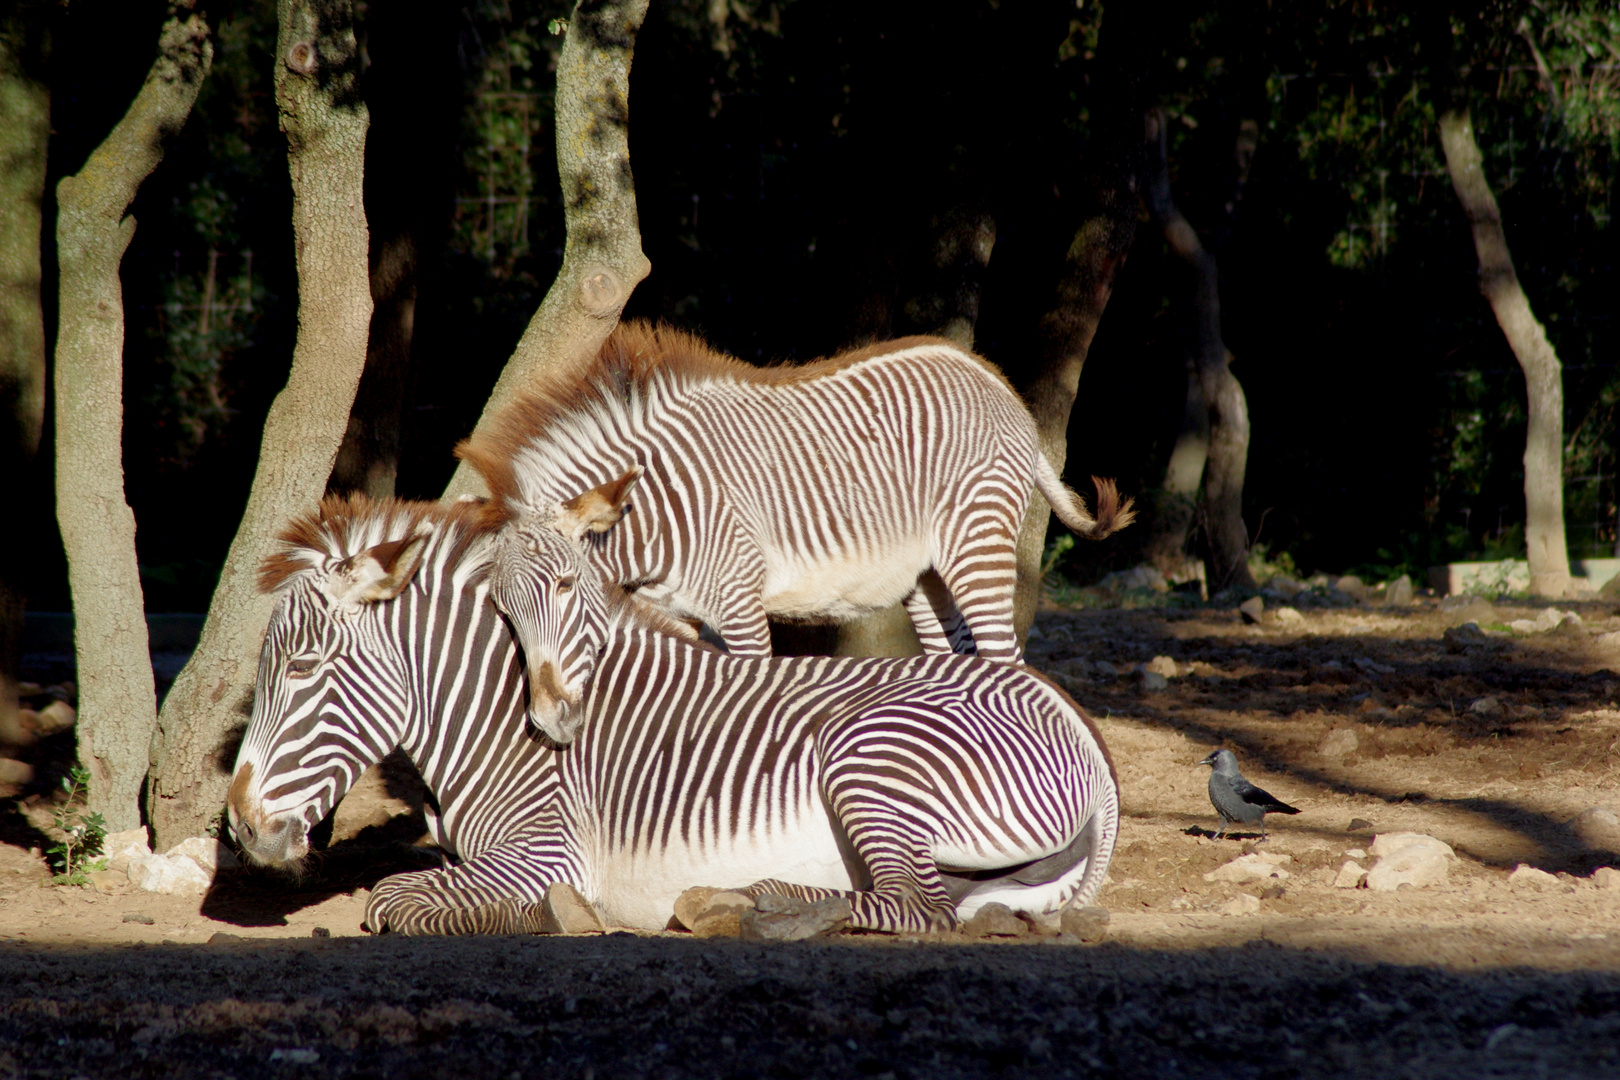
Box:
441;0;653;501
1436;107;1571;597
0;11;49;749
149;0;371;847
1142;109;1257;592
54;1;212;831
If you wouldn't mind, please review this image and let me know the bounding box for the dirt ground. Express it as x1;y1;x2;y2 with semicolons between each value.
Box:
3;596;1620;1078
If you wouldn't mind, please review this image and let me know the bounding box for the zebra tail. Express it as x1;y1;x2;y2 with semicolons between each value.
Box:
1066;781;1120;912
1033;454;1137;540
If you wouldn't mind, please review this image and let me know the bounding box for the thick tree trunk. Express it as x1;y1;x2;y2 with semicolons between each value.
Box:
0;14;49;748
1437;107;1571;597
1142;109;1256;593
329;230;414;498
441;0;653;501
149;0;370;847
834;205;995;659
54;1;212;831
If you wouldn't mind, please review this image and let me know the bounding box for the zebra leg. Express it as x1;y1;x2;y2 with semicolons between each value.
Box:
709;575;775;656
934;529;1021;662
363;832;579;936
903;571;975;656
737;826;958;934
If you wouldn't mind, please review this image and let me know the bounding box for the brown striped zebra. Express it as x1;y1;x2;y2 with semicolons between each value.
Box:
227;494;1119;935
458;321;1133;662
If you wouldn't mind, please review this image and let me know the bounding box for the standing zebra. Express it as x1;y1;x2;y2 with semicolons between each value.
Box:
457;321;1133;662
229;494;1119;935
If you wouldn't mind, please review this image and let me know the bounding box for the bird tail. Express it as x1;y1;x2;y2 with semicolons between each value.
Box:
1033;455;1136;540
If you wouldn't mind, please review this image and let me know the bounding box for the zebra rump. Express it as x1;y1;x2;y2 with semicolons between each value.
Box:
458;321;1133;662
228;496;1120;936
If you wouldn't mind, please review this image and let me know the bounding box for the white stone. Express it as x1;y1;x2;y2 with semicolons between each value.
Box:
127;853;212;896
1509;607;1580;635
1369;832;1456;860
166;836;239;873
1592;867;1620;890
1333;861;1367;888
1366;846;1451;892
1345;848;1367;859
1144;656;1179;679
103;828;153;873
1204;854;1291;884
1596;630;1620;651
1319;729;1359;759
1273;607;1305;627
1571;807;1620;849
1216;893;1262;916
1508;864;1562;891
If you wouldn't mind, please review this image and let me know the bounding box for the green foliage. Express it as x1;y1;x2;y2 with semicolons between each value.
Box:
47;767;108;887
1247;543;1300;584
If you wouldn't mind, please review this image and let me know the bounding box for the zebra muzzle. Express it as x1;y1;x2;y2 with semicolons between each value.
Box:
528;661;582;744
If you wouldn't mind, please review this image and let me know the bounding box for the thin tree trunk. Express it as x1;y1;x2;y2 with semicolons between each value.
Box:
1142;108;1256;592
835;205;995;659
54;1;212;831
1437;107;1571;598
441;0;653;501
330;230;415;498
0;12;49;749
149;0;371;847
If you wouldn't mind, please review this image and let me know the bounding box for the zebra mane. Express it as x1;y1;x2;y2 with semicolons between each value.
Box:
456;320;992;514
259;494;504;594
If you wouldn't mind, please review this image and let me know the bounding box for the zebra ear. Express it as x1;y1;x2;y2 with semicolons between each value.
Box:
323;530;431;611
556;467;643;542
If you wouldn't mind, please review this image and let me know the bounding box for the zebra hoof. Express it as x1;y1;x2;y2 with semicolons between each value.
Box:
738;894;851;942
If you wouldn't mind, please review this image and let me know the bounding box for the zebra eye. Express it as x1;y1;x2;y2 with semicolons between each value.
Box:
556;577;576;594
287;657;318;677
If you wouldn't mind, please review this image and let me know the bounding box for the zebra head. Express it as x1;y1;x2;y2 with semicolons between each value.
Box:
228;516;434;867
489;469;641;745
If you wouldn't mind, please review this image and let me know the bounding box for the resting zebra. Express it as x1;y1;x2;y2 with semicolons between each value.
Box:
457;321;1133;662
228;494;1119;935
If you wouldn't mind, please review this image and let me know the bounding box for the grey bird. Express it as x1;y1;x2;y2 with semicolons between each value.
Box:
1199;749;1301;839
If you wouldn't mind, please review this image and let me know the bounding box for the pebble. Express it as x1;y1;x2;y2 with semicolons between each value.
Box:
1384;575;1414;606
961;902;1027;938
1444;622;1499;654
1319;729;1359;759
1591;867;1620;890
1508;865;1562;891
1468;696;1503;717
739;895;850;942
538;882;606;934
1439;595;1498;628
1272;606;1305;627
1093;660;1119;678
1060;905;1110;942
1365;833;1455;892
1238;597;1264;624
0;758;32;789
1136;669;1169;692
1596;630;1620;651
1204;853;1291;884
128;853;211;897
1571;807;1620;850
34;699;76;736
1334;860;1367;888
121;912;155;925
1348;818;1373;831
269;1049;319;1065
1216;893;1261;916
1335;575;1369;602
88;869;129;894
1143;656;1179;679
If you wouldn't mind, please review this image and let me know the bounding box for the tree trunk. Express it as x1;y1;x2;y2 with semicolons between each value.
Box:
1142;108;1256;593
441;0;653;501
1437;106;1571;598
149;0;371;847
0;13;49;749
834;205;995;659
54;1;212;831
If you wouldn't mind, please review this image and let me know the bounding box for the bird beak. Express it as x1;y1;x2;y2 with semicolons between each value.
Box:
1198;752;1217;766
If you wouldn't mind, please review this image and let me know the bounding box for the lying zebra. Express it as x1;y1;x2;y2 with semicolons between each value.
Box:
457;321;1133;662
228;493;1119;935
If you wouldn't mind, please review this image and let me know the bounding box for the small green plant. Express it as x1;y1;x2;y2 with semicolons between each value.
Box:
47;766;108;886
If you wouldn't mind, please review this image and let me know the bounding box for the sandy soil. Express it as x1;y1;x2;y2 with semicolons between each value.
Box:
3;597;1620;1077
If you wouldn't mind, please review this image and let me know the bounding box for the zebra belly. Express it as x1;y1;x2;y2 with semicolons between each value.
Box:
761;541;932;620
591;806;856;930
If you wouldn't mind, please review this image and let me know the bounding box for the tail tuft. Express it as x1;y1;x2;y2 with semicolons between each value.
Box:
1034;454;1137;541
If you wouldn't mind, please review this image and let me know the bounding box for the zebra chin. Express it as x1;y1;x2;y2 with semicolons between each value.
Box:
527;697;584;746
227;767;314;868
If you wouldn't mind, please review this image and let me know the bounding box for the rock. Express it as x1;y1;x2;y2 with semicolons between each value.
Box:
1346;848;1367;859
121;912;154;925
0;708;39;748
690;891;755;939
1570;807;1620;851
672;886;720;930
1319;729;1359;759
1508;864;1562;891
1019;909;1063;936
0;757;32;787
1334;861;1367;888
1601;575;1620;601
1096;565;1169;594
1348;818;1373;831
1596;630;1620;652
538;882;606;934
1060;905;1110;942
269;1049;320;1065
1508;607;1580;635
1384;575;1414;606
1204;853;1292;884
87;869;129;894
1093;660;1120;678
739;894;851;942
127;853;212;896
1266;574;1306;599
1144;656;1179;679
1335;575;1369;602
311;927;331;938
1352;657;1395;675
102;827;152;873
961;902;1028;938
1238;597;1265;624
1136;668;1169;692
166;836;239;873
1365;833;1455;892
1273;607;1305;627
1468;696;1503;718
1591;867;1620;890
33;699;76;736
1439;595;1498;628
1216;893;1261;916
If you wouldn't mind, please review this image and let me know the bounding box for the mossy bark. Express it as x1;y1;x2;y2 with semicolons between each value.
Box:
54;1;212;830
149;0;371;847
